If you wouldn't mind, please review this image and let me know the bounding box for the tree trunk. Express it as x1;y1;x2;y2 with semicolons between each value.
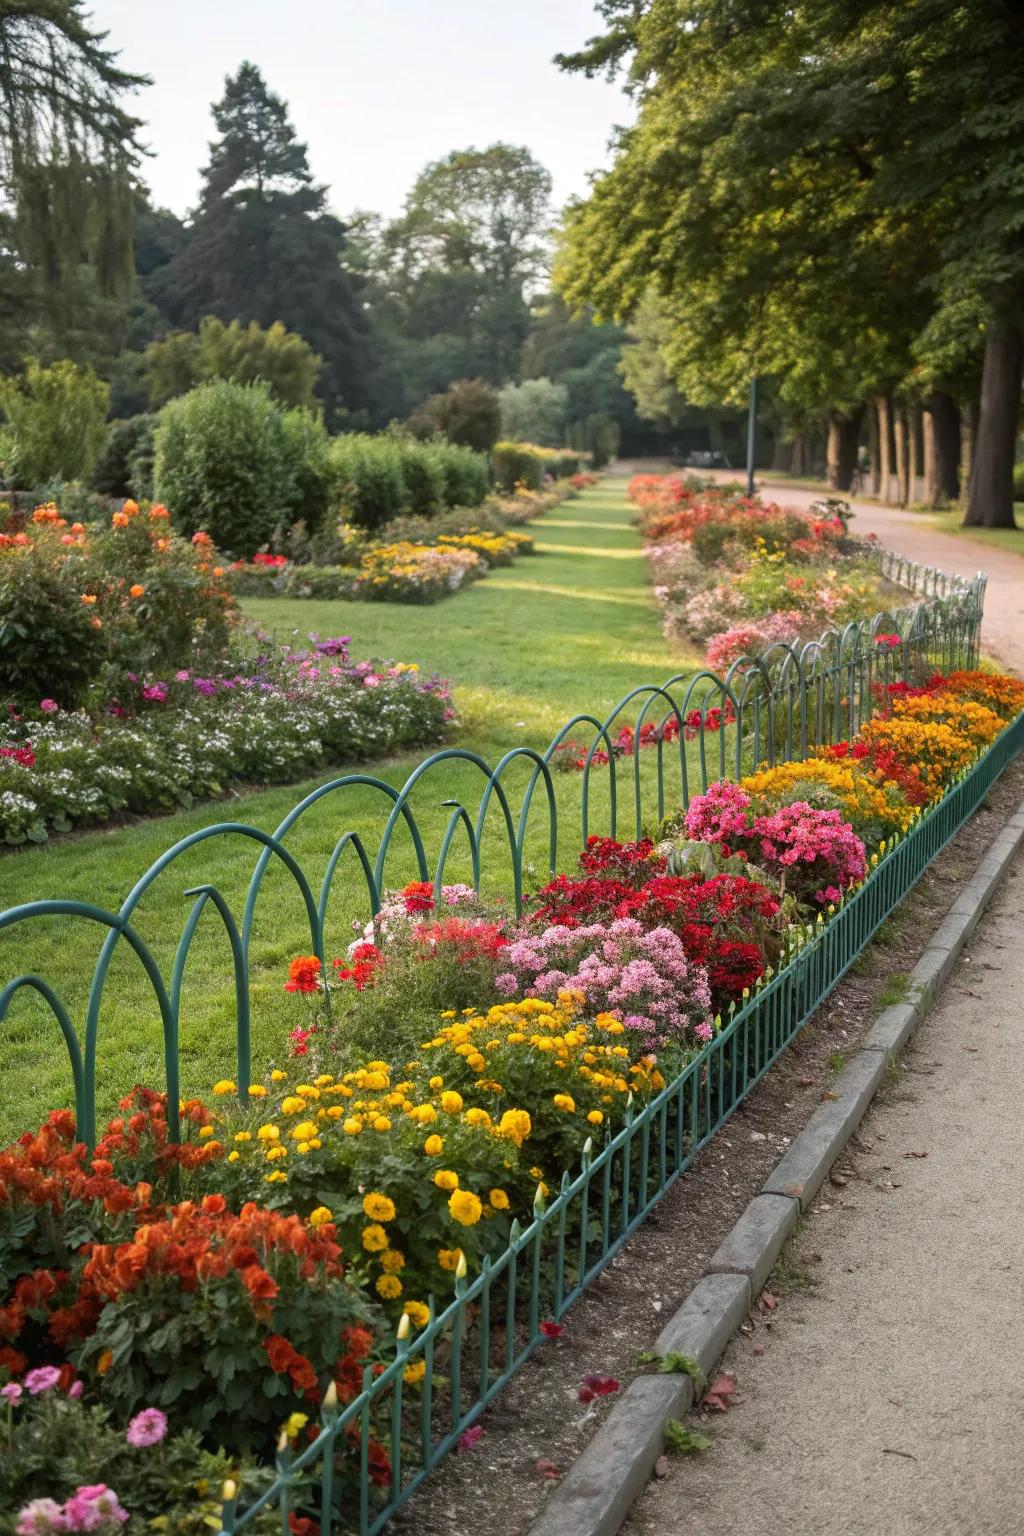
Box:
791;434;806;477
924;393;960;505
893;408;909;507
868;403;880;495
875;396;894;502
826;407;864;491
960;403;975;509
965;327;1022;527
908;405;921;503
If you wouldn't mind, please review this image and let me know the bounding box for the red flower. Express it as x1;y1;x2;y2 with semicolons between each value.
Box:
579;1373;620;1403
284;955;322;994
241;1266;280;1304
539;1320;564;1340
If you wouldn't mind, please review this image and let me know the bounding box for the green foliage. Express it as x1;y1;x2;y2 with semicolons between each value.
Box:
154;380;300;555
0;542;108;706
0;358;109;486
90;414;156;498
491;441;581;492
327;434;490;531
498;377;569;446
663;1420;712;1455
407;377;502;451
145;316;322;409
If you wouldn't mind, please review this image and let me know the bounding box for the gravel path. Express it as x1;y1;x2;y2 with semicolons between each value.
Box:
627;852;1024;1536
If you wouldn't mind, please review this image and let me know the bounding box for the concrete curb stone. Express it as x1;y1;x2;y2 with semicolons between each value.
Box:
528;797;1024;1536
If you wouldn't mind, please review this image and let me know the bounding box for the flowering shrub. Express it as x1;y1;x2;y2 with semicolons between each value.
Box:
740;756;917;842
353;541;485;602
0;641;454;844
748;802;868;906
494;918;713;1049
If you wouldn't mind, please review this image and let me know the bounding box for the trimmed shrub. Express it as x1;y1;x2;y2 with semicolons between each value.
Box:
407;378;502;452
328;435;490;531
90;414;157;498
153;380;296;557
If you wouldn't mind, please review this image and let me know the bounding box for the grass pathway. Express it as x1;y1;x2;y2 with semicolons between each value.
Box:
0;478;694;1138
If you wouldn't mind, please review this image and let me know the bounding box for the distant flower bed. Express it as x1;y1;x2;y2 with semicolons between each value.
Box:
0;638;454;845
630;476;893;664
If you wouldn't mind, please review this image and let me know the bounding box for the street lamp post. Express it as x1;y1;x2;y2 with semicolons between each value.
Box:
745;377;758;497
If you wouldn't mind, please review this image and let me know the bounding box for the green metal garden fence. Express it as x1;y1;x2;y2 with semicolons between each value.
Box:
0;549;998;1532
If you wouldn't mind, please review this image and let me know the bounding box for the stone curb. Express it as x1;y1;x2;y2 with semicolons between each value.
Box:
527;797;1024;1536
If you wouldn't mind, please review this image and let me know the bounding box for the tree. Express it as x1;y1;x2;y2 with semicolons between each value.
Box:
557;0;1024;525
156;63;370;422
144;316;321;408
498;378;568;445
0;357;109;485
407;379;501;452
0;4;147;366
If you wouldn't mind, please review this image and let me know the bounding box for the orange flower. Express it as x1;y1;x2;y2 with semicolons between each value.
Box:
97;1349;113;1376
129;584;145;598
285;955;322;994
90;617;103;630
80;593;97;604
148;503;170;520
112;512;129;528
123;499;140;517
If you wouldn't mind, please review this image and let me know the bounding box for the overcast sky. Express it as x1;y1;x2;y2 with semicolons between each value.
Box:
86;1;631;222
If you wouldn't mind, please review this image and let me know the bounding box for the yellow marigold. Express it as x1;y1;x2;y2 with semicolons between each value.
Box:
409;1103;437;1124
595;1016;625;1035
362;1192;397;1222
282;1411;309;1440
376;1274;403;1299
212;1079;236;1096
380;1249;405;1273
270;1069;287;1082
404;1300;431;1328
363;1071;389;1091
497;1108;532;1146
371;1115;392;1132
233;1131;252;1143
448;1189;483;1226
327;1105;344;1119
256;1124;280;1142
464;1108;491;1128
198;1126;213;1140
295;1085;320;1100
343;1116;363;1136
489;1188;510;1211
440;1091;464;1114
227;1150;240;1163
403;1359;426;1386
433;1169;459;1191
265;1170;288;1184
248;1085;267;1098
423;1134;443;1156
552;1094;576;1113
362;1224;389;1253
309;1206;334;1228
265;1145;288;1162
281;1096;305;1116
290;1121;317;1142
587;1110;604;1126
429;1076;444;1090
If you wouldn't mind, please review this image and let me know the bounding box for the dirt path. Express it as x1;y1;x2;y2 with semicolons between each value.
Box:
627;852;1024;1536
716;472;1024;676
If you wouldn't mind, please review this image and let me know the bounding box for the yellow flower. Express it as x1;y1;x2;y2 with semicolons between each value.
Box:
315;1074;334;1086
248;1085;267;1098
376;1273;403;1299
282;1412;309;1440
281;1097;305;1116
371;1115;392;1132
296;1085;320;1100
327;1105;344;1119
233;1131;252;1143
198;1126;214;1140
270;1069;287;1082
409;1103;437;1124
227;1150;240;1163
363;1070;389;1091
552;1094;576;1114
343;1117;363;1136
362;1223;389;1253
256;1124;280;1142
433;1169;459;1192
438;1248;463;1272
265;1171;288;1184
403;1359;426;1385
296;1138;321;1155
497;1108;532;1146
423;1134;443;1156
362;1192;397;1222
309;1206;334;1228
440;1091;464;1114
464;1108;491;1128
489;1188;510;1211
428;1076;444;1091
404;1300;430;1329
291;1121;318;1141
448;1189;483;1226
587;1110;604;1126
212;1079;236;1096
380;1249;405;1273
265;1145;288;1162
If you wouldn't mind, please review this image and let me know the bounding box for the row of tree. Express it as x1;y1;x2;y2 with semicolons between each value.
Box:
0;7;661;466
555;0;1024;525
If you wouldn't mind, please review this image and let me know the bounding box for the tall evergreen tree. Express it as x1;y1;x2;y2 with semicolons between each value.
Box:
158;63;369;421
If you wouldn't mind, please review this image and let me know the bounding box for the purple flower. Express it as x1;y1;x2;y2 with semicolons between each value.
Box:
2;1381;23;1404
15;1498;66;1535
25;1366;61;1395
125;1407;168;1447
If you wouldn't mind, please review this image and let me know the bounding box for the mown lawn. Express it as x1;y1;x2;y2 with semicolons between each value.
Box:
0;478;701;1139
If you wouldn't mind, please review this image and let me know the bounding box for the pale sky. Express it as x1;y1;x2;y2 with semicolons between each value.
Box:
86;1;631;223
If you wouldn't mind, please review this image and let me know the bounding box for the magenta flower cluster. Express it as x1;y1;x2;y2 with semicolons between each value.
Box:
495;917;713;1048
750;802;867;904
684;779;753;847
16;1486;128;1535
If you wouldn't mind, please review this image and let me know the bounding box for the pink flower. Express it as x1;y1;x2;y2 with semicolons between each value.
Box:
363;674;381;688
62;1486;128;1532
39;699;58;714
126;1407;167;1446
24;1366;61;1395
67;1380;83;1399
15;1499;66;1535
2;1381;23;1404
458;1424;484;1451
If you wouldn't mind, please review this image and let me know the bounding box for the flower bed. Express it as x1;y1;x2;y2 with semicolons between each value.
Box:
630;475;896;664
0;640;454;845
2;661;1021;1529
